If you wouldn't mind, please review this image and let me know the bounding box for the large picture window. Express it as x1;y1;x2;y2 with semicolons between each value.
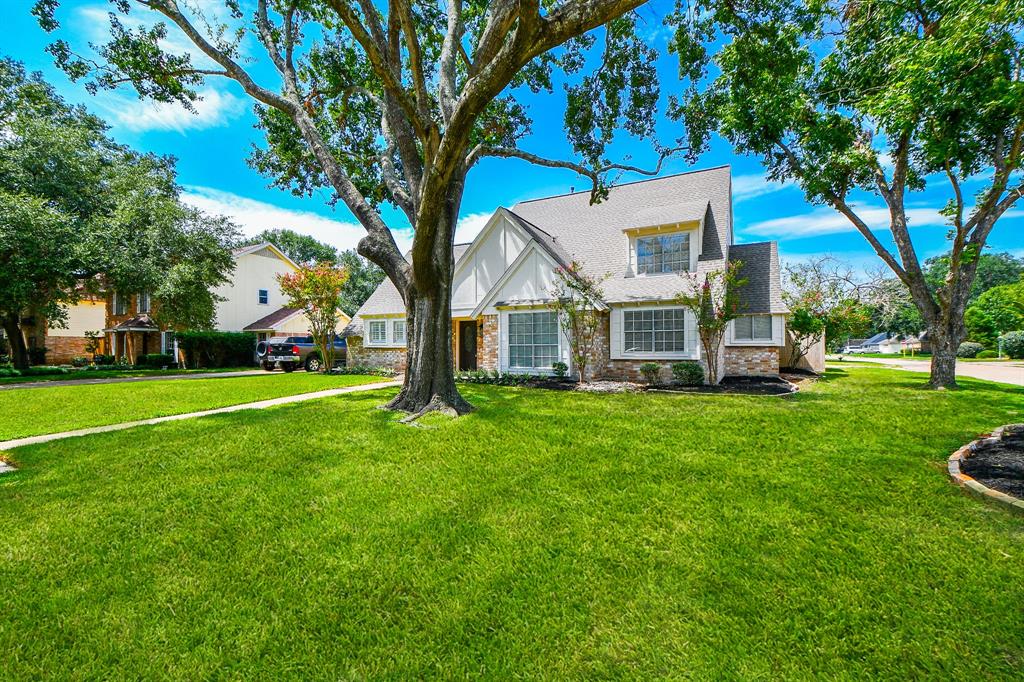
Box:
734;315;773;341
508;311;559;369
623;308;686;353
636;233;690;275
368;320;387;344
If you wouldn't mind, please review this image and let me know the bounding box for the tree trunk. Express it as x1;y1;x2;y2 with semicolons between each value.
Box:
2;314;30;370
927;325;961;389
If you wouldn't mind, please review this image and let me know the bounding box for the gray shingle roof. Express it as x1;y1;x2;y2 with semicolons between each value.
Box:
729;242;789;315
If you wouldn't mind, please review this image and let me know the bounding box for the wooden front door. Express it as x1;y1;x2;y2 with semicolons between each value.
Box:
459;320;477;370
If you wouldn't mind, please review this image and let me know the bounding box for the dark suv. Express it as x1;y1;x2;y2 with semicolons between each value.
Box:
256;335;347;372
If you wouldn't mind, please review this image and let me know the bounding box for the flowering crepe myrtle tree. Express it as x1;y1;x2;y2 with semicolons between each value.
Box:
675;261;745;385
277;262;350;372
670;0;1024;388
549;261;608;384
34;0;682;417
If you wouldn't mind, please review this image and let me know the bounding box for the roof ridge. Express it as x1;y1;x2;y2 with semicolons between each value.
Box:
513;164;732;206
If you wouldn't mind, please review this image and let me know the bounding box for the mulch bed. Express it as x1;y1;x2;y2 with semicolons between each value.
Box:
961;428;1024;499
648;376;796;396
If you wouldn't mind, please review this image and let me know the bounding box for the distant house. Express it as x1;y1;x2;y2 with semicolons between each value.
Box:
345;166;794;381
33;242;348;365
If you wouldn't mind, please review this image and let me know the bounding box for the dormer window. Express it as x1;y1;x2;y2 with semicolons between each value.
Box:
636;232;690;275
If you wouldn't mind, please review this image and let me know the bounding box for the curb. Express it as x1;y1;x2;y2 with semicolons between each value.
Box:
948;424;1024;515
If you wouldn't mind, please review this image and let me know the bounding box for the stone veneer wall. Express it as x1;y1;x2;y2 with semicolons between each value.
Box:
478;315;498;371
723;346;779;376
347;335;408;372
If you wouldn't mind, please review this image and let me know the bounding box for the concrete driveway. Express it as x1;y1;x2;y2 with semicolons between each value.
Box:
838;357;1024;387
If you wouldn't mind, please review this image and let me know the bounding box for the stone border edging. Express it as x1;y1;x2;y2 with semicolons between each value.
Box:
948;424;1024;515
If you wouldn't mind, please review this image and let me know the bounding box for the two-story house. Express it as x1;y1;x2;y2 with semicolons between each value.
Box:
344;166;792;382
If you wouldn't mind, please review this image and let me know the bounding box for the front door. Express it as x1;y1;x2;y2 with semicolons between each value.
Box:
459;320;477;370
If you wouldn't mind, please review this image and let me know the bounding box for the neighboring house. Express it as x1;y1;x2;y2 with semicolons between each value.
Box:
18;292;107;365
345;166;791;382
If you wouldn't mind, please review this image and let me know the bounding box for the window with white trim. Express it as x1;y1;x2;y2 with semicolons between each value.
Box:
393;319;406;344
162;331;176;355
257;289;269;305
623;308;687;352
508;311;559;369
734;315;773;341
368;320;387;345
137;291;151;314
113;292;128;316
636;233;690;275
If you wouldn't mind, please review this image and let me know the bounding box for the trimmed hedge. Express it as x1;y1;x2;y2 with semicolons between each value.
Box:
997;331;1024;359
176;331;257;368
640;362;661;384
330;365;398;378
957;342;984;358
672;361;705;386
136;353;176;369
456;369;533;385
976;350;998;359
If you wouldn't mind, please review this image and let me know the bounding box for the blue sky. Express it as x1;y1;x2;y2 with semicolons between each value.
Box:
9;0;1023;273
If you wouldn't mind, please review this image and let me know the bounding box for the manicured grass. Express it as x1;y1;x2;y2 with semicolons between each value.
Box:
0;372;386;441
1;366;1023;678
0;366;257;386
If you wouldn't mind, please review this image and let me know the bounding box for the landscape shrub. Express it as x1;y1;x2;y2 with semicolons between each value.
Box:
0;367;21;378
976;350;998;359
93;354;115;365
177;331;256;368
17;367;70;377
330;365;398;377
640;362;661;385
455;369;533;386
957;342;984;358
671;361;705;386
135;353;176;369
71;356;89;367
998;331;1024;359
552;361;568;378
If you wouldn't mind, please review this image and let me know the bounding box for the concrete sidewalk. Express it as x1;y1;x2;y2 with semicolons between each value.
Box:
0;369;271;391
837;357;1024;386
0;378;400;453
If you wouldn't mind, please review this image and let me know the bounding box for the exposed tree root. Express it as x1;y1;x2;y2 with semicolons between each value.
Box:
383;390;474;425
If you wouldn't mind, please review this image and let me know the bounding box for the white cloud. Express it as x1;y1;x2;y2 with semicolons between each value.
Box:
454;212;493;244
732;173;795;203
745;205;947;238
100;87;246;133
182;186;414;254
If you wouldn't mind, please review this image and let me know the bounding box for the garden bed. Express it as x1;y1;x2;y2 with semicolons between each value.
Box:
959;426;1024;499
648;375;797;395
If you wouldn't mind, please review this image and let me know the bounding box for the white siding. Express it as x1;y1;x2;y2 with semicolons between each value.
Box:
49;300;106;337
213;247;297;331
481;249;557;315
725;314;785;347
452;214;529;313
609;304;699;360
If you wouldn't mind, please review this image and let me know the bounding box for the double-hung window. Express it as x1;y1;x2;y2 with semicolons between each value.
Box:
162;331;176;355
623;308;687;353
137;291;151;314
113;292;128;316
508;311;559;370
636;233;690;275
393;320;407;344
368;320;387;345
733;315;773;342
257;289;269;305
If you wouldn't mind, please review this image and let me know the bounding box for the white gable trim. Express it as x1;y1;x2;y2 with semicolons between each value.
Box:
452;208;525;279
234;242;301;272
469;240;547;318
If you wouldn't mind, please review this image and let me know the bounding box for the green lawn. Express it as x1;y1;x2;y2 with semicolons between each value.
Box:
0;366;257;386
0;372;386;441
1;366;1023;678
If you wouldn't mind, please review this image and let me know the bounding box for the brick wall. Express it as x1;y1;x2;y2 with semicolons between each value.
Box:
347;335;407;372
724;345;779;376
46;336;91;365
478;315;498;370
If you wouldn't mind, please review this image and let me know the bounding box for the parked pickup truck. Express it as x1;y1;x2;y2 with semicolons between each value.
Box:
256;335;347;372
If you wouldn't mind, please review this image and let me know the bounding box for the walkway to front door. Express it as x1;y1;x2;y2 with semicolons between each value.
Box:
458;320;477;370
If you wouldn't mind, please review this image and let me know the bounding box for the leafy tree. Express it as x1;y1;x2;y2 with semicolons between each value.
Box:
676;262;746;385
337;249;385;317
964;280;1024;347
239;228;339;265
924;251;1024;305
278;263;350;372
36;0;678;417
867;279;926;340
0;58;237;366
672;0;1024;388
783;256;870;365
549;262;608;385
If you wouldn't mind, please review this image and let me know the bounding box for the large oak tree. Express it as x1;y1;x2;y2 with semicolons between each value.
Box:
35;0;675;415
671;0;1024;388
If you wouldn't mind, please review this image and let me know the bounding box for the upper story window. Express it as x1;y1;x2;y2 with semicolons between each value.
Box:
637;232;690;275
734;315;772;341
257;289;269;305
393;320;407;344
113;292;128;316
368;320;387;345
137;291;151;314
